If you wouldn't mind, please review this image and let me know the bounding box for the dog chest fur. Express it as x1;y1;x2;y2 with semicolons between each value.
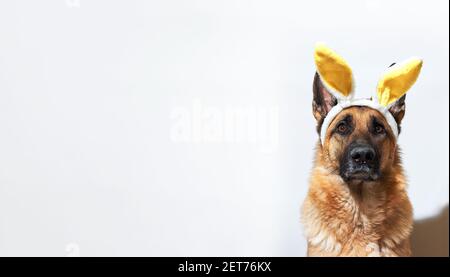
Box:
301;146;413;257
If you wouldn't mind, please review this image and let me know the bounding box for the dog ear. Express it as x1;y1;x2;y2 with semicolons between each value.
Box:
376;58;422;107
314;43;354;99
313;72;338;126
389;94;406;127
386;63;406;127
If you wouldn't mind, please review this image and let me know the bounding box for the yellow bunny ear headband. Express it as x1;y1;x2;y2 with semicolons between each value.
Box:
314;43;423;144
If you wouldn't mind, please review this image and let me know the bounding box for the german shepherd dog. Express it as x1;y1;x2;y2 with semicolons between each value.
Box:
301;64;417;257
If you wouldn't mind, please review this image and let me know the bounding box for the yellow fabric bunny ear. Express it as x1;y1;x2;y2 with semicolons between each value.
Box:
314;43;354;99
376;58;423;107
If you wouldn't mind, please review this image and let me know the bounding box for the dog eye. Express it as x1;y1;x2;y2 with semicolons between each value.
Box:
374;124;385;134
337;123;348;134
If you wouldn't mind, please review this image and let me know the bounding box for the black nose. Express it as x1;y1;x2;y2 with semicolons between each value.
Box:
350;145;376;165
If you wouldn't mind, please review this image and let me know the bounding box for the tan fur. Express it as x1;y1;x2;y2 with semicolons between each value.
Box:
301;107;413;257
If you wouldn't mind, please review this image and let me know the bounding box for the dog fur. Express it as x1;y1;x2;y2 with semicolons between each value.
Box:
301;73;413;257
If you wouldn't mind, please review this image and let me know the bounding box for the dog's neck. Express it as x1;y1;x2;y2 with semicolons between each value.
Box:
303;143;412;256
312;142;405;220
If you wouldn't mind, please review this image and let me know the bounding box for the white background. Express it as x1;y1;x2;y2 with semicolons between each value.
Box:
0;0;448;256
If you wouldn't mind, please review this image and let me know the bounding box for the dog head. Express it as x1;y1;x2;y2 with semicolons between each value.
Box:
312;44;422;184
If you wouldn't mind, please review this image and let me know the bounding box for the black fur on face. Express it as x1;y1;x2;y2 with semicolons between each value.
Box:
339;140;381;182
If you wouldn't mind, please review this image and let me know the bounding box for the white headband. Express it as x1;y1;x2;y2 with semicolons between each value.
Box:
319;98;399;145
